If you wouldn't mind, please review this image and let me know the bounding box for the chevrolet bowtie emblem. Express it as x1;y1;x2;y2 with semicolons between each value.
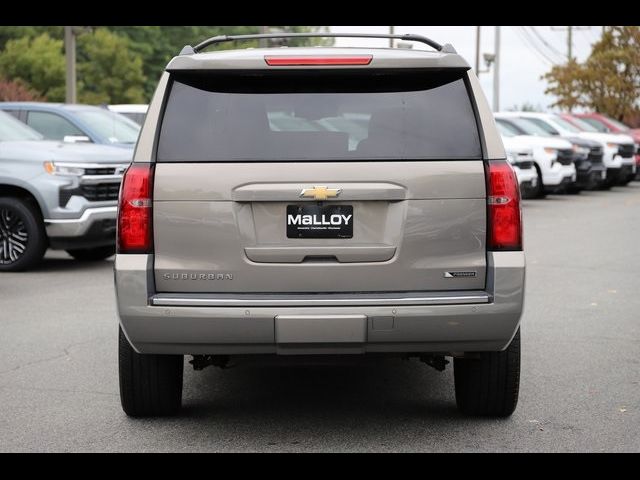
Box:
299;186;342;201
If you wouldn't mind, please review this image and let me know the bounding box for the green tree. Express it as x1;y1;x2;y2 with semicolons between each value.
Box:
0;33;65;101
0;26;333;103
110;26;332;99
543;26;640;122
76;28;146;104
0;26;62;51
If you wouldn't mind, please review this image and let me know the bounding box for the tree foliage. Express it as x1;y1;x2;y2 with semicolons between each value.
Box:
76;28;146;104
0;33;65;101
544;26;640;122
0;77;45;101
0;26;332;104
109;26;331;99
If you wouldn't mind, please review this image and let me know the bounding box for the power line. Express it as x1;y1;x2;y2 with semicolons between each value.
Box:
550;26;591;62
518;27;560;64
512;26;557;65
511;27;552;66
527;26;566;62
522;27;565;64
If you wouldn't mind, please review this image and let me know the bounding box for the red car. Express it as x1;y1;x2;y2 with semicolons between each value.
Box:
563;113;640;177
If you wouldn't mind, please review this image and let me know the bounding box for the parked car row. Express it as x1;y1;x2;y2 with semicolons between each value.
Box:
107;104;148;126
496;111;638;198
0;97;638;271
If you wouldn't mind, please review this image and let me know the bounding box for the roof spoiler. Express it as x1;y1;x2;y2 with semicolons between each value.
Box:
179;33;457;56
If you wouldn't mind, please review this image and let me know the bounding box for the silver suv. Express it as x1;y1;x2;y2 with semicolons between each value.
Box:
0;111;131;271
115;33;525;418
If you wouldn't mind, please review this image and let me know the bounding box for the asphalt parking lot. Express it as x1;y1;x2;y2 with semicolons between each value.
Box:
1;184;639;452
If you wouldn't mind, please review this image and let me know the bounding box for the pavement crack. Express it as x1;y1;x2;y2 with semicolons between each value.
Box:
0;336;110;375
0;384;118;397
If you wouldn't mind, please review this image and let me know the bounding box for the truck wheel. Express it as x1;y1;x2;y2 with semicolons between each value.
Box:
0;197;47;272
66;245;115;261
532;165;546;199
119;326;184;417
616;175;632;186
565;183;581;194
454;328;521;417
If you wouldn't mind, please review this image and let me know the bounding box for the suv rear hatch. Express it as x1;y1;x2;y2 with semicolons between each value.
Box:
152;64;487;293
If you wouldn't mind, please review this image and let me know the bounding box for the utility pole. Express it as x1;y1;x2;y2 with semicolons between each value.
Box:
568;26;573;62
259;26;269;48
493;26;500;112
64;26;76;104
552;26;590;62
475;26;481;75
389;26;395;48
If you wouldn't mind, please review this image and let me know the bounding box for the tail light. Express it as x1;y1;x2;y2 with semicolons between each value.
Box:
117;163;154;254
487;160;522;251
264;55;373;66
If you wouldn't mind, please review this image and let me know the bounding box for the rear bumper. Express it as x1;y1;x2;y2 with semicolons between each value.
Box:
115;251;525;355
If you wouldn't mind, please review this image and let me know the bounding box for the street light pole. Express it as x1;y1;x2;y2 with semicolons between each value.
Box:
475;26;481;75
389;26;394;48
64;26;77;104
493;26;500;112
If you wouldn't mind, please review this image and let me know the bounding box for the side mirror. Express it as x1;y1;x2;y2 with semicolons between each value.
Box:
63;135;92;143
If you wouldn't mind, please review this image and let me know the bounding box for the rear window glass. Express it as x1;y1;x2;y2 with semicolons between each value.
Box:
157;70;481;162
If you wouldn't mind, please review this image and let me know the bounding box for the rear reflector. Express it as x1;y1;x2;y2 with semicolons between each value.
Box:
264;55;373;66
117;163;154;254
487;160;522;251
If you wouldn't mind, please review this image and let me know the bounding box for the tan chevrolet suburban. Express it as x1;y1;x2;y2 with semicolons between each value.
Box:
114;33;525;418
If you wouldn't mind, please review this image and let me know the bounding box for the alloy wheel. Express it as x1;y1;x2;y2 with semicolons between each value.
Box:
0;207;28;265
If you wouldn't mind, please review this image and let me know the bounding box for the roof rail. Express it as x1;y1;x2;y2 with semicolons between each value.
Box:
179;33;456;56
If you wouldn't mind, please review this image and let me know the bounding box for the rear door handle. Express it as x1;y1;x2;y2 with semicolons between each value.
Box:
232;182;407;202
244;245;396;263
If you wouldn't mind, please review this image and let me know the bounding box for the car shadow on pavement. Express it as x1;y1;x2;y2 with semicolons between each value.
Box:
28;254;114;273
175;358;489;432
593;186;639;194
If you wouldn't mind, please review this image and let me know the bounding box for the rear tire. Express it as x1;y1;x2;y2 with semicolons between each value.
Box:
66;245;115;261
119;326;184;417
454;328;521;417
0;197;47;272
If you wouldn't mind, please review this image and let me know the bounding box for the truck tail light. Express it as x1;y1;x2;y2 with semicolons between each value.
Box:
117;163;154;254
487;160;522;251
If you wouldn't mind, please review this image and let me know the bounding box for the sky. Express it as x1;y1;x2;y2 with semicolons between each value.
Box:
329;26;603;112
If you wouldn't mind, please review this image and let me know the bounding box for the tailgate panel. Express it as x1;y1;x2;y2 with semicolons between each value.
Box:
153;161;487;293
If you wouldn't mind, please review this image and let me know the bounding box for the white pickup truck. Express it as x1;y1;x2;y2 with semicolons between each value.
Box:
495;115;576;197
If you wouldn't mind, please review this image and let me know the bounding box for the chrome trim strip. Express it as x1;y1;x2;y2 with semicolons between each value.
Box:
44;206;117;224
44;206;118;237
52;162;130;169
150;291;490;307
80;175;124;183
